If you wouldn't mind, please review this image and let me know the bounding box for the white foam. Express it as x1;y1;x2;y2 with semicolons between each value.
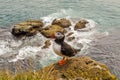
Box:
0;40;13;55
45;9;73;18
38;48;60;67
41;9;73;26
9;46;41;62
0;39;22;55
86;19;97;29
63;19;99;55
18;46;41;58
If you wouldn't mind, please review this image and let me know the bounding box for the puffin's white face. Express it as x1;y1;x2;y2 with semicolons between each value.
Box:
55;32;64;39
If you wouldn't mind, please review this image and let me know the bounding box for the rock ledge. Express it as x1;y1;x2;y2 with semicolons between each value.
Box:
41;56;117;80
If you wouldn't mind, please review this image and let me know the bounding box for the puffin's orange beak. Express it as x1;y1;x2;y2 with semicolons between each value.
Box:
50;33;55;38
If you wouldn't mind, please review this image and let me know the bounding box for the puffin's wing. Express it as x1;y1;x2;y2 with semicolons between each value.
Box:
61;42;76;57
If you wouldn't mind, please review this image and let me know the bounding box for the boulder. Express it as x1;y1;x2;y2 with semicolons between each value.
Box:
11;20;43;37
74;20;88;30
40;56;117;80
52;18;71;28
40;25;66;38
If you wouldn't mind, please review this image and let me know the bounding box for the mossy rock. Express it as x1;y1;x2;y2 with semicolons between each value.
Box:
52;18;71;28
40;25;66;38
40;56;118;80
11;20;43;37
74;20;88;30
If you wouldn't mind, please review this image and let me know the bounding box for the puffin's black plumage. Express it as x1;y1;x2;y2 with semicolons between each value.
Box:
55;36;64;45
54;31;80;57
61;42;80;57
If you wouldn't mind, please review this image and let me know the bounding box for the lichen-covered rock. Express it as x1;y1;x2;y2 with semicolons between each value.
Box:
40;25;66;38
41;56;117;80
52;18;71;28
11;20;43;37
74;20;88;30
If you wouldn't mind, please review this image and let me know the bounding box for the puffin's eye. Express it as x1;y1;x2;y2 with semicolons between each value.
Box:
57;32;60;35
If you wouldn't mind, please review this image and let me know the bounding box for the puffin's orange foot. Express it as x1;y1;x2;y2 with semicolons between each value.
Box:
58;59;66;66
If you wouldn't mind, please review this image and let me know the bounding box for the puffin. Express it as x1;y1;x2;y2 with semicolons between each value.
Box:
53;31;81;65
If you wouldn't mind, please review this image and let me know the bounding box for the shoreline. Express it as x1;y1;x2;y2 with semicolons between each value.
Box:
0;27;120;79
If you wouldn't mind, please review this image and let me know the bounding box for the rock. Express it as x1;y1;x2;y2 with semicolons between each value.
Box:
11;20;43;37
66;32;74;37
74;20;88;30
42;40;51;49
67;36;75;41
41;25;66;38
52;18;71;28
40;56;117;80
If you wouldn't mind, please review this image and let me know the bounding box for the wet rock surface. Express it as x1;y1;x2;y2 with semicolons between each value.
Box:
66;32;74;37
52;18;71;28
67;36;75;41
74;20;88;30
11;20;43;37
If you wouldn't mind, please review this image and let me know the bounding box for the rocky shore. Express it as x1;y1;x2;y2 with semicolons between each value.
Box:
0;18;119;79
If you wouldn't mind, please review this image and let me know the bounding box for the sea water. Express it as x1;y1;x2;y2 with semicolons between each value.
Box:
0;0;120;73
0;0;120;29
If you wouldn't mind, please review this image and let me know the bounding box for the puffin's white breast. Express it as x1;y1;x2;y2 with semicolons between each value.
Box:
53;42;62;56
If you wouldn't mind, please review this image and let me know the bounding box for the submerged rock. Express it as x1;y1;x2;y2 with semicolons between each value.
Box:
74;20;88;30
52;18;71;28
11;20;43;37
42;40;51;49
41;25;66;38
66;32;74;37
67;36;75;41
41;56;117;80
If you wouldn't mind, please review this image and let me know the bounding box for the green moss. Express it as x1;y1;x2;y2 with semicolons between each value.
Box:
41;25;66;38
